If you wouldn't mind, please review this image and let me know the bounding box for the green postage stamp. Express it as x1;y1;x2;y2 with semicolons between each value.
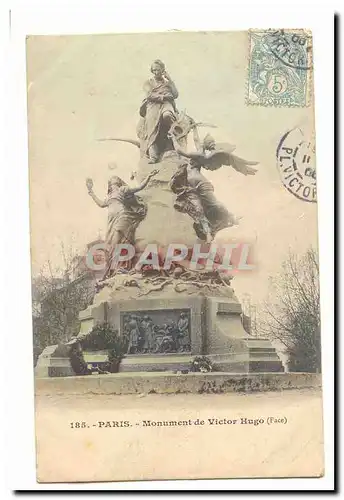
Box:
247;29;313;107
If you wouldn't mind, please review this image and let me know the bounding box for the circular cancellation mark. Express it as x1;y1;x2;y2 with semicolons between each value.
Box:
276;128;317;203
266;29;312;71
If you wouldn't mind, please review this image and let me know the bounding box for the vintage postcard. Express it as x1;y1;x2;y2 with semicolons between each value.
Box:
28;30;323;482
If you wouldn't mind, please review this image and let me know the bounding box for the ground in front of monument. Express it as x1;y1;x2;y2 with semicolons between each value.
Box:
35;388;324;482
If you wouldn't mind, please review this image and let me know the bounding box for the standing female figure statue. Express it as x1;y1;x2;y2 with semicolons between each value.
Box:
86;169;158;278
137;59;179;163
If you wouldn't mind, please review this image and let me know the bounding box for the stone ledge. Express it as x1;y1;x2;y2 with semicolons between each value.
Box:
35;372;322;396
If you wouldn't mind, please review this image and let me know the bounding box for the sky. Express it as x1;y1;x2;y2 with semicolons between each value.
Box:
26;31;318;307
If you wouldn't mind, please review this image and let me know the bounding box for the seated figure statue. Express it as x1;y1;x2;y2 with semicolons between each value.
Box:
137;59;179;163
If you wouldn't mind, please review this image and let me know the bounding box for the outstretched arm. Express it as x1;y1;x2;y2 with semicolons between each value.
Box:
86;178;107;207
127;170;159;194
88;191;108;207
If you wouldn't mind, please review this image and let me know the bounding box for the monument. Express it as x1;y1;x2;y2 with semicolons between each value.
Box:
77;59;283;374
35;58;283;377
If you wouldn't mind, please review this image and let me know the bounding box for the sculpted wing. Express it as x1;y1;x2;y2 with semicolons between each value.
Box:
201;142;236;171
227;153;259;176
204;146;259;176
214;142;236;153
203;150;232;171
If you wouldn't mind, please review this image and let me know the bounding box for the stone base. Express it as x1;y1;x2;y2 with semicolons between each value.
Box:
119;353;193;373
36;270;285;378
119;345;284;374
35;372;321;396
35;349;112;378
35;345;75;378
75;288;285;375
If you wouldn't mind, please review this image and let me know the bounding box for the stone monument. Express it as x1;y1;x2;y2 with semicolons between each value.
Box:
75;59;283;374
36;58;283;377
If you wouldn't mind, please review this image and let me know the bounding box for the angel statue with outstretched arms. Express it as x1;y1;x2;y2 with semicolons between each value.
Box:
168;132;259;242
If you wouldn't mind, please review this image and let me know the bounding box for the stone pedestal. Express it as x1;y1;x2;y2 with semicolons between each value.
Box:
77;276;284;374
35;345;74;378
36;150;284;378
135;151;196;249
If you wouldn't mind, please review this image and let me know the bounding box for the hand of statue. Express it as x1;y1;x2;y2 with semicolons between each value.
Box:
163;70;171;81
149;169;159;178
86;178;93;192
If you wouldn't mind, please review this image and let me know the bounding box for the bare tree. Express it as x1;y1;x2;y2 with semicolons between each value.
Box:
32;244;96;352
259;247;321;373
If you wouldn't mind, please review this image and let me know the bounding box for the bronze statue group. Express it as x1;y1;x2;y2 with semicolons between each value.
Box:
87;59;259;280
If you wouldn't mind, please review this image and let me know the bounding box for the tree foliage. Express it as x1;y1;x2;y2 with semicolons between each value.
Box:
32;246;95;350
260;248;321;373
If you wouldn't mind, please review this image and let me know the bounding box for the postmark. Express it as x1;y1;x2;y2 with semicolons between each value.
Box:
276;128;316;203
247;29;312;107
268;29;312;70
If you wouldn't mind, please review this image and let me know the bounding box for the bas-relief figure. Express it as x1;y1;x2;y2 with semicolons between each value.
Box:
123;311;191;354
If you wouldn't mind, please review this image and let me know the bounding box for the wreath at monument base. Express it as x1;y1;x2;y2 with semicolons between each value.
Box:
67;323;128;375
69;345;90;376
190;356;214;373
